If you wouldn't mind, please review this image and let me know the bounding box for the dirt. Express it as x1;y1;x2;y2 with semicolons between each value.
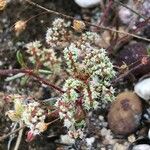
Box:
0;0;150;150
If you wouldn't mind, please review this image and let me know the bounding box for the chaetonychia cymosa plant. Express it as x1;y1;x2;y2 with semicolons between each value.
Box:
6;18;116;141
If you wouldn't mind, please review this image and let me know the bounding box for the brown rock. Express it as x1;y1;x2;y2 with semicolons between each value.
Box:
116;43;150;77
107;91;142;135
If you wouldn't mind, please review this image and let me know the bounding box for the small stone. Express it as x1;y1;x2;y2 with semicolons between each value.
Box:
86;137;95;146
128;135;136;143
60;134;75;144
74;0;100;8
118;5;135;25
101;128;108;136
132;144;150;150
113;143;127;150
107;91;142;135
134;78;150;101
148;129;150;139
99;115;104;121
101;148;106;150
102;122;108;127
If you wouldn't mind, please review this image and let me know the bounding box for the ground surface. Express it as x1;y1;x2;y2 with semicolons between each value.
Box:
0;0;150;150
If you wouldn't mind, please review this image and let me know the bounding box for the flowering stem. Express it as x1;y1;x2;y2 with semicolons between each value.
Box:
0;69;65;93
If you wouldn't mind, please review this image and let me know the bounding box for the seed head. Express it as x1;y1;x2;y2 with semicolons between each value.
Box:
0;0;7;11
72;20;86;32
35;122;48;133
14;20;27;36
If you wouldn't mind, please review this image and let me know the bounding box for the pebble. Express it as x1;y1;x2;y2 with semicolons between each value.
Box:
99;115;104;121
74;0;100;8
113;143;127;150
60;134;75;144
85;137;95;146
128;135;136;143
148;129;150;139
132;144;150;150
107;91;142;135
134;78;150;101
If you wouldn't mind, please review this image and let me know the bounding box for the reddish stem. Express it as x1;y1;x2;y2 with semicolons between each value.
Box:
0;69;64;93
98;0;113;26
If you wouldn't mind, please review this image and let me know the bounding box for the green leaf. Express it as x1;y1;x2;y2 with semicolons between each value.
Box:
20;76;29;86
75;120;85;128
16;51;27;68
147;48;150;56
39;69;52;74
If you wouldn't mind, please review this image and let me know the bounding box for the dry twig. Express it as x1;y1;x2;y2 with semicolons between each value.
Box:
0;125;25;141
14;122;24;150
25;0;150;42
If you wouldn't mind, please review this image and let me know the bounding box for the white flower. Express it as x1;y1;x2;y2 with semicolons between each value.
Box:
68;129;84;139
39;115;46;122
59;105;67;112
59;112;66;119
64;119;72;128
67;111;73;118
45;18;71;47
60;134;75;144
26;41;41;50
93;100;98;109
31;116;38;123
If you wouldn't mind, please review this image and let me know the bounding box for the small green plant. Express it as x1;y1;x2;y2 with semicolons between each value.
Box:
6;18;116;141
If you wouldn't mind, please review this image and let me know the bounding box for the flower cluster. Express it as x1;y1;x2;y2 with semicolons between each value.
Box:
6;94;47;140
83;48;116;102
46;18;71;48
45;18;116;139
55;78;86;135
26;41;61;75
79;31;100;47
45;18;100;50
56;46;115;138
12;18;116;140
